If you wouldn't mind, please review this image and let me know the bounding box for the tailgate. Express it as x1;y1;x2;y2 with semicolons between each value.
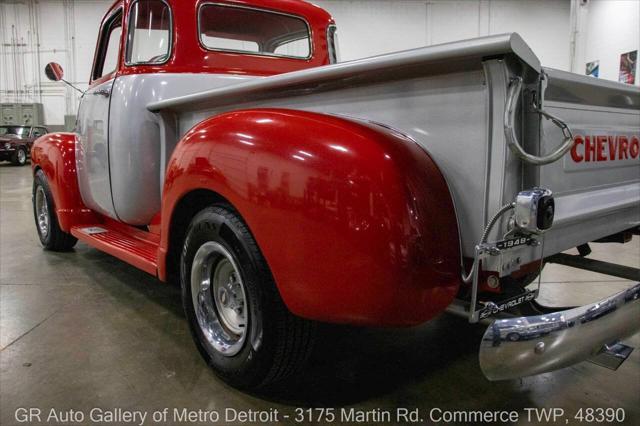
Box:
534;68;640;255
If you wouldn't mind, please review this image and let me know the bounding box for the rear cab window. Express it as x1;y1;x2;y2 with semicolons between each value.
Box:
198;3;312;60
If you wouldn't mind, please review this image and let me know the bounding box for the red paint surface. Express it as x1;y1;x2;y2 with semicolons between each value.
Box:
571;134;640;163
31;133;97;231
90;0;334;88
160;109;460;326
71;218;159;276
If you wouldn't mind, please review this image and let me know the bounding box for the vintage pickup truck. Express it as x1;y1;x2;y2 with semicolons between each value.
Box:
33;0;639;389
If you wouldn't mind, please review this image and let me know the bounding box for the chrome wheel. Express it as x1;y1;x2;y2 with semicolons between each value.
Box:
17;149;26;164
191;241;247;357
35;186;49;238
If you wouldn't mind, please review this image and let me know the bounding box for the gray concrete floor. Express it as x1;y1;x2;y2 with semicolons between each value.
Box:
1;163;639;426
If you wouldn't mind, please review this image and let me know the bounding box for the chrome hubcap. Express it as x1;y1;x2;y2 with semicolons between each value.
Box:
191;242;247;356
35;186;49;238
17;149;26;163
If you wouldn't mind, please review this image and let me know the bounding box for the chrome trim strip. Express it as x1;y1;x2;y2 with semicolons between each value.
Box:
480;282;640;380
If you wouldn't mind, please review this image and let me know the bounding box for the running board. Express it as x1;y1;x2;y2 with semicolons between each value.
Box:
547;253;640;281
71;225;158;276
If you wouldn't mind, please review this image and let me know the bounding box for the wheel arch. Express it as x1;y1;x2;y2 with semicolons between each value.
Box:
162;188;232;285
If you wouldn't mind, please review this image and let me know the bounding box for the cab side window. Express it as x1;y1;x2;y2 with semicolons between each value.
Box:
126;0;172;65
92;9;123;81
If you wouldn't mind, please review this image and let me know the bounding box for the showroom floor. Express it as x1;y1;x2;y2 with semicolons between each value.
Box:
1;162;639;425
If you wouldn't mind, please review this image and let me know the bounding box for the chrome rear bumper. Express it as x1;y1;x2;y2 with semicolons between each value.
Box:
480;283;640;380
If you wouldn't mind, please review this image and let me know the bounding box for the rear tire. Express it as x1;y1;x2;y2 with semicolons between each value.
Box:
12;147;27;166
32;170;77;251
181;205;315;390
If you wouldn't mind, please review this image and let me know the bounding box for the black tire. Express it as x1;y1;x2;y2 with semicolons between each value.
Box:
32;169;77;251
12;147;28;166
181;205;315;390
507;332;520;342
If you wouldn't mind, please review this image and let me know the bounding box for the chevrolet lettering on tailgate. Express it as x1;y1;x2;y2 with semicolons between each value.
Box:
570;134;640;163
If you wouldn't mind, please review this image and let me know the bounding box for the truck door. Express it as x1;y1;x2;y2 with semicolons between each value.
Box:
75;5;123;219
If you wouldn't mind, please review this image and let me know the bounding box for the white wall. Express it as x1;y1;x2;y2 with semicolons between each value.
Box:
314;0;572;70
572;0;639;85
0;0;637;125
0;0;111;125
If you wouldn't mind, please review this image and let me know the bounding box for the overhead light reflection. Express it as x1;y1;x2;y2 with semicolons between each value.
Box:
329;144;348;153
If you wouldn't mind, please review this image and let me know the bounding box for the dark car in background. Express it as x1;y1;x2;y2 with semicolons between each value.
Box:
0;125;48;166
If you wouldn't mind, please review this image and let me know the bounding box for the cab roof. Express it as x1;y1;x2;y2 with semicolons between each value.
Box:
106;0;333;27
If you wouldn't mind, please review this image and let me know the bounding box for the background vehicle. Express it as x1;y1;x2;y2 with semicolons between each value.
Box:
0;125;48;166
31;0;639;390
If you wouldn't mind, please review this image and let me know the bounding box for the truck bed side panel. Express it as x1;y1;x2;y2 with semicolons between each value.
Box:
176;71;489;256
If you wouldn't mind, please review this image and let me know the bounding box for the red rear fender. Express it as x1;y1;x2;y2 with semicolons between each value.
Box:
161;109;461;326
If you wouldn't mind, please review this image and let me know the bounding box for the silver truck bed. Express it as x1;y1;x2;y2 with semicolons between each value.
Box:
149;33;640;261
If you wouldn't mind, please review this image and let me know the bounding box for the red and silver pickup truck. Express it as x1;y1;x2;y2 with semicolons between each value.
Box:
32;0;639;389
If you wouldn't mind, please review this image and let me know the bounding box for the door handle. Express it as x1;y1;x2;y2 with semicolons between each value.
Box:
93;88;111;98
